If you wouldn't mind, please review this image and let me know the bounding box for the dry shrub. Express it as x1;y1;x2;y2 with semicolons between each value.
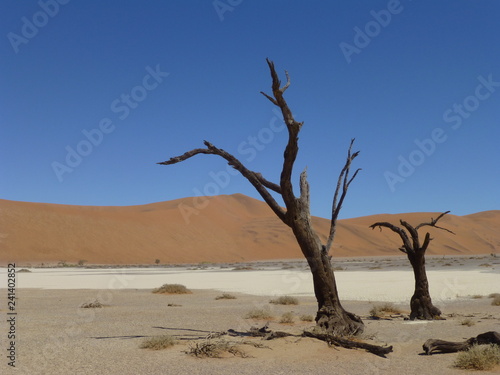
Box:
80;299;102;308
460;318;475;327
244;309;274;320
17;268;32;273
152;284;191;294
279;312;295;324
187;339;247;358
140;335;177;350
370;303;402;318
300;314;314;322
215;293;236;300
453;344;500;370
269;296;299;305
488;293;500;299
491;295;500;306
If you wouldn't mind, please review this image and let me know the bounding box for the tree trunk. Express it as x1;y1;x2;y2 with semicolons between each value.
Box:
291;217;364;336
408;252;441;320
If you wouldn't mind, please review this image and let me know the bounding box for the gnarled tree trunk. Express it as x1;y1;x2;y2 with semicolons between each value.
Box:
408;252;441;320
159;59;364;337
370;212;454;320
292;217;363;335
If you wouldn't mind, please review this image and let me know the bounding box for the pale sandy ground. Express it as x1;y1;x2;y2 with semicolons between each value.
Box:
1;258;499;374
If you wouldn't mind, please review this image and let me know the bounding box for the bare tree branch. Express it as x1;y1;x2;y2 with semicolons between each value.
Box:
415;211;455;234
158;141;287;223
299;167;310;213
369;222;413;254
421;232;432;252
325;139;360;253
260;58;304;218
400;220;420;251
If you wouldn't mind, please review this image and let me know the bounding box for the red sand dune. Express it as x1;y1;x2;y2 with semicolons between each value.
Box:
0;194;498;265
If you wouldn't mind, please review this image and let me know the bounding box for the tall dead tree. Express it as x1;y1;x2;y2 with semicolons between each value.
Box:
159;59;364;337
369;212;454;320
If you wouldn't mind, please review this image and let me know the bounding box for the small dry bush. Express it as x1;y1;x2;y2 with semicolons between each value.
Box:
80;299;102;308
152;284;191;294
453;344;500;370
488;293;500;299
269;296;299;305
471;294;483;299
491;295;500;306
300;314;314;322
279;312;295;324
140;335;177;350
370;303;402;318
244;309;274;320
215;293;236;300
233;266;254;271
187;339;247;358
17;268;32;273
460;318;475;327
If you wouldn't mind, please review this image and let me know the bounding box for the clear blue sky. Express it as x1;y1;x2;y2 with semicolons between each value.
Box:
1;0;499;219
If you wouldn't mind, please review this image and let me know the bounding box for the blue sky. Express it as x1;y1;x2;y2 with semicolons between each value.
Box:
1;0;499;219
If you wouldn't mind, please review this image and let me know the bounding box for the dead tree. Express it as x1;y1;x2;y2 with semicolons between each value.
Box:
159;59;364;337
370;212;454;320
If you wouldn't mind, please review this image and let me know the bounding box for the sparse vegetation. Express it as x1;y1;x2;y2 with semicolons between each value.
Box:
269;296;299;305
80;299;102;308
244;309;274;320
77;259;87;266
300;314;314;322
279;312;295;324
233;266;254;271
488;293;500;299
186;339;247;358
369;303;402;318
215;293;236;300
453;344;500;370
460;318;475;327
155;259;160;265
152;284;191;294
140;335;177;350
17;268;31;273
471;294;483;299
491;295;500;306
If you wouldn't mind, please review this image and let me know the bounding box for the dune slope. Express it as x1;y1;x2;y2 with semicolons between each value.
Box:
0;194;498;264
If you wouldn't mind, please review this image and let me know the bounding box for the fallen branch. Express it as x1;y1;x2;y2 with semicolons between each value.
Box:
303;331;393;357
229;325;393;357
423;331;500;355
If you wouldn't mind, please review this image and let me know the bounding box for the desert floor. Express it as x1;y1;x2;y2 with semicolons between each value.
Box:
1;255;499;375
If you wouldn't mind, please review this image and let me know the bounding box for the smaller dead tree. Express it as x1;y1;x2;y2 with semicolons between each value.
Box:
370;211;454;320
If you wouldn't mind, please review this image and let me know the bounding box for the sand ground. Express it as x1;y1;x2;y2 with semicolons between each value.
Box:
1;258;499;375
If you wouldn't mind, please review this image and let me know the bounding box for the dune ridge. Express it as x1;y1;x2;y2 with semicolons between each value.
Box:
0;194;498;265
